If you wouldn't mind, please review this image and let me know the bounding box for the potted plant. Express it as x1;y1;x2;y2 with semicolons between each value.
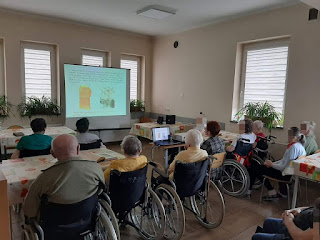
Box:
17;96;60;120
0;95;13;129
235;101;282;133
130;99;146;121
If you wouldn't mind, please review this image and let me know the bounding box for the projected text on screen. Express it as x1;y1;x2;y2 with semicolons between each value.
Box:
65;64;127;118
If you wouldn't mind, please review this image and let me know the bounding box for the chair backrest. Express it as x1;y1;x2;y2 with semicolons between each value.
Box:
39;192;98;239
234;140;253;157
211;152;226;169
8;125;23;130
174;159;210;199
108;165;148;215
79;139;102;150
19;148;51;158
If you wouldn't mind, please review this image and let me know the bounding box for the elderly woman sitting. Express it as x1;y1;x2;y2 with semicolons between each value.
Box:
201;121;225;155
168;129;208;178
301;121;318;155
104;135;147;185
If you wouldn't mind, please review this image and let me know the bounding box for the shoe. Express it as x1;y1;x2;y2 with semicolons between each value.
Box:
262;194;280;201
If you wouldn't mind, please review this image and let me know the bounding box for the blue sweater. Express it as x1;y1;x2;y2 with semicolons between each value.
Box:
272;142;306;172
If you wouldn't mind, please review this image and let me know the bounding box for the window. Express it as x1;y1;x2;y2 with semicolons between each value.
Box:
0;39;4;95
121;55;141;100
22;42;57;99
237;39;289;118
81;49;108;67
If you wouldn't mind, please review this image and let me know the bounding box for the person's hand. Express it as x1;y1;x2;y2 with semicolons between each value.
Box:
282;210;294;226
289;209;301;217
265;160;273;168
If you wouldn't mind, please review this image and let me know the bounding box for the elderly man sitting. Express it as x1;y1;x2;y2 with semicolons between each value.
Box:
23;134;105;219
168;129;208;178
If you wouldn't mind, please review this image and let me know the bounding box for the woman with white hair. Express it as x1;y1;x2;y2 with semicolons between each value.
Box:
168;129;208;177
301;121;318;155
104;135;147;184
253;120;265;147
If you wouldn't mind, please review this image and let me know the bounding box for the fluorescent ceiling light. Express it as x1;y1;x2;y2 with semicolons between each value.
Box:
137;5;176;20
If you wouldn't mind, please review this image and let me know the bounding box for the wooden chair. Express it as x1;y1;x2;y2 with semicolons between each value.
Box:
210;152;226;187
259;155;305;209
4;125;24;157
211;152;226;169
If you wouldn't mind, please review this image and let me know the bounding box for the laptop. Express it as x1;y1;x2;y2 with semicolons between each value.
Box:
152;127;182;146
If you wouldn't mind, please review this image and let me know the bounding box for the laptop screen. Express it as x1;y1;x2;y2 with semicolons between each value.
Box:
152;127;170;142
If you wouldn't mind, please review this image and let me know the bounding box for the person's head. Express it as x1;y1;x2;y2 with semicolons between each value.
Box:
31;118;47;134
288;127;306;146
76;118;90;133
239;119;253;134
205;121;221;137
51;134;80;161
301;121;316;138
253;120;264;134
185;129;203;148
121;135;142;157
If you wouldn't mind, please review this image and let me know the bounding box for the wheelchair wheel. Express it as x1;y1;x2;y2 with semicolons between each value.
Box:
220;159;250;197
129;188;166;240
99;197;120;240
155;184;185;240
96;202;118;240
190;180;225;229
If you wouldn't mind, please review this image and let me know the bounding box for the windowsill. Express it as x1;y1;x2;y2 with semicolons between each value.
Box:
229;120;284;129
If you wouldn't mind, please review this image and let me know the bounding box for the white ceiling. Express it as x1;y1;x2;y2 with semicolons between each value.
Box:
0;0;300;36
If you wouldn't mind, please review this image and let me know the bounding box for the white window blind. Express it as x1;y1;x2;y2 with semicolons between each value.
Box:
121;58;139;100
82;55;103;67
23;48;52;98
242;44;289;115
81;49;108;67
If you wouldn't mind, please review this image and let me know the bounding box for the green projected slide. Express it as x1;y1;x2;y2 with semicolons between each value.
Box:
64;64;127;118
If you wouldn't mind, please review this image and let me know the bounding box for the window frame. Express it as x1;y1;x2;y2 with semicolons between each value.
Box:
81;49;109;67
21;41;58;101
238;38;290;118
120;54;141;100
0;39;5;96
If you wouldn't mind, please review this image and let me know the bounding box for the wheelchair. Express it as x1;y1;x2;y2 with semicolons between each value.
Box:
107;164;166;240
22;185;120;240
150;157;225;240
220;138;254;197
220;136;277;197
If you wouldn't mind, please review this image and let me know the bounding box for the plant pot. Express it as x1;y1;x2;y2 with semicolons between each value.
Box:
130;111;145;120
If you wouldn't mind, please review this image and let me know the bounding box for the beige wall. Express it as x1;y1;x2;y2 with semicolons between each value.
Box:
152;3;320;144
0;9;153;127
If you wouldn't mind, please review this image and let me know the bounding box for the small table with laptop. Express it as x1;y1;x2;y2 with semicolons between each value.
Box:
151;126;185;172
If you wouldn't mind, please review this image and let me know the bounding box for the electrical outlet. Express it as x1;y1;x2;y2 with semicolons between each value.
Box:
165;108;170;112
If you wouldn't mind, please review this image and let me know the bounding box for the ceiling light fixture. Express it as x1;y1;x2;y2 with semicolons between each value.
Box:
137;5;176;20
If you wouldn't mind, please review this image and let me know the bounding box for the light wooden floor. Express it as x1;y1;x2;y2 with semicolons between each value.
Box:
11;139;320;240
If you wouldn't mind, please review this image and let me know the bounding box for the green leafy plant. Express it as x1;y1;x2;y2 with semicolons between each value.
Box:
235;101;282;132
17;96;60;119
130;99;146;112
0;95;13;119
